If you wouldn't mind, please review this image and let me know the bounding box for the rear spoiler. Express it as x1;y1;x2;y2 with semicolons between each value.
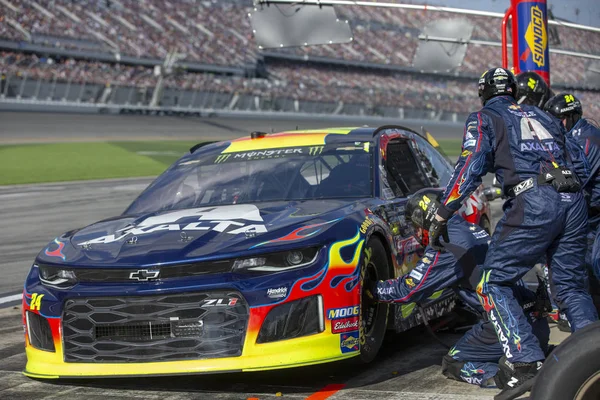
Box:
190;141;219;154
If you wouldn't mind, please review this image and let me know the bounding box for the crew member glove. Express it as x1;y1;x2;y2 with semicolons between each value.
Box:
429;217;448;251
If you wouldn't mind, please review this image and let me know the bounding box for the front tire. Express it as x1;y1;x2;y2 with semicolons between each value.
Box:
479;215;492;234
357;237;390;363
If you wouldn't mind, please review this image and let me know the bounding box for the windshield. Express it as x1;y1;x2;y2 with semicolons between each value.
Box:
126;142;373;214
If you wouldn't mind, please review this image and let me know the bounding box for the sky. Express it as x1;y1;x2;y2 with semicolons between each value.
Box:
410;0;600;28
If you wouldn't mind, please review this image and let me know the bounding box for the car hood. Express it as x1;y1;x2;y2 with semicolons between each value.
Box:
37;201;365;267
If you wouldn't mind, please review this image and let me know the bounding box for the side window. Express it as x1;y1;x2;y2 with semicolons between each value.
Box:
384;139;429;196
413;135;453;187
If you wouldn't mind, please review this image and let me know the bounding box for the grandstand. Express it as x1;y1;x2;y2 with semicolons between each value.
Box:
0;0;599;119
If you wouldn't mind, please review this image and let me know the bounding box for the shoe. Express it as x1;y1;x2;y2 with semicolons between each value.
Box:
556;314;571;332
493;356;542;400
544;344;557;357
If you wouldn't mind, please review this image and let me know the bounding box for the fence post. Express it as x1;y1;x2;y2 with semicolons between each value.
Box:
34;77;42;99
2;74;10;98
17;73;27;99
77;78;87;102
126;86;134;105
48;75;57;100
189;90;197;109
108;84;118;104
63;77;72;102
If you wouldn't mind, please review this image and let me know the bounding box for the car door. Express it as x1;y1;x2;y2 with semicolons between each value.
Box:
377;132;432;278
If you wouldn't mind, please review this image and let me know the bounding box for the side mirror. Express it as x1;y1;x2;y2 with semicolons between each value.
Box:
483;186;503;201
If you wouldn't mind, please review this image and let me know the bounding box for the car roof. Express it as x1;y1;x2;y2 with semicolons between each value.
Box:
190;125;421;154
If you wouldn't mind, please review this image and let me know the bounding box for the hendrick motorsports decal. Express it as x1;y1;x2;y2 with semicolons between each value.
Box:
77;205;267;245
266;287;288;299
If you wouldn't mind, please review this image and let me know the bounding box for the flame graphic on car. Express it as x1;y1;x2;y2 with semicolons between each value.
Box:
250;218;341;249
298;229;364;293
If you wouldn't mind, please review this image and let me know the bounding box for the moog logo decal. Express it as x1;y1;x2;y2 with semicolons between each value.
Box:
328;306;359;320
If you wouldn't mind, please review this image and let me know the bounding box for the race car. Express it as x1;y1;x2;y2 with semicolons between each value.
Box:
23;126;492;379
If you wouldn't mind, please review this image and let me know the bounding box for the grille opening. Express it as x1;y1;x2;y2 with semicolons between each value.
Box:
63;292;248;363
96;322;168;341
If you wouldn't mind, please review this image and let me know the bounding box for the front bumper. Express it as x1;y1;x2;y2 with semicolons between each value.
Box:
24;281;361;378
25;329;354;379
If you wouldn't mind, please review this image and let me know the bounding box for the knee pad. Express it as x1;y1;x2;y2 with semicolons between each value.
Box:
441;354;464;381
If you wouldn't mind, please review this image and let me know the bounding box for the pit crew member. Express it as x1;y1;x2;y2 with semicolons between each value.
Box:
515;71;554;108
515;75;587;330
428;67;598;400
545;93;600;312
374;188;550;389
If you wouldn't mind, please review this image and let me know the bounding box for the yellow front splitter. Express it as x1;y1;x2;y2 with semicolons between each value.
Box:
24;332;358;379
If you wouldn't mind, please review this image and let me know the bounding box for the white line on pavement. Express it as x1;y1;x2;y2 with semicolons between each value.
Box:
0;294;22;305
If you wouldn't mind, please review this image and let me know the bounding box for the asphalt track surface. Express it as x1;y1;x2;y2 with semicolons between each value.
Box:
0;112;532;400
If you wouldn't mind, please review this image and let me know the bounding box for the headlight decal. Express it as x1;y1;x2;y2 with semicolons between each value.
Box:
232;247;320;274
38;264;78;289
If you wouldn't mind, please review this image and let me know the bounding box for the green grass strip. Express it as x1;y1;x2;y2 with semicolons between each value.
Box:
0;141;198;185
0;139;462;185
435;139;463;157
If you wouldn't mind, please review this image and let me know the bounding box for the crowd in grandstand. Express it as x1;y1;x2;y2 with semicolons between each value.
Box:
0;0;598;116
0;1;598;80
3;51;599;117
0;0;256;66
0;51;479;113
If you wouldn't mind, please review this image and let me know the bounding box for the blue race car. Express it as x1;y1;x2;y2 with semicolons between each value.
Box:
23;126;491;378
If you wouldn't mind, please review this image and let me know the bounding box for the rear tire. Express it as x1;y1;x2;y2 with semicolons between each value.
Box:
356;237;390;363
531;321;600;400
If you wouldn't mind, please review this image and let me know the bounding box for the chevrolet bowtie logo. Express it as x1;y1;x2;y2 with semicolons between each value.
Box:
129;269;160;281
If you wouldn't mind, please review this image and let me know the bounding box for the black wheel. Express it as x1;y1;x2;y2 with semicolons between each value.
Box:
357;237;390;363
479;215;492;234
531;321;600;400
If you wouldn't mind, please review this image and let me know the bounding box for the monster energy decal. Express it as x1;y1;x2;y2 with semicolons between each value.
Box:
214;154;231;163
213;146;329;163
309;146;324;155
